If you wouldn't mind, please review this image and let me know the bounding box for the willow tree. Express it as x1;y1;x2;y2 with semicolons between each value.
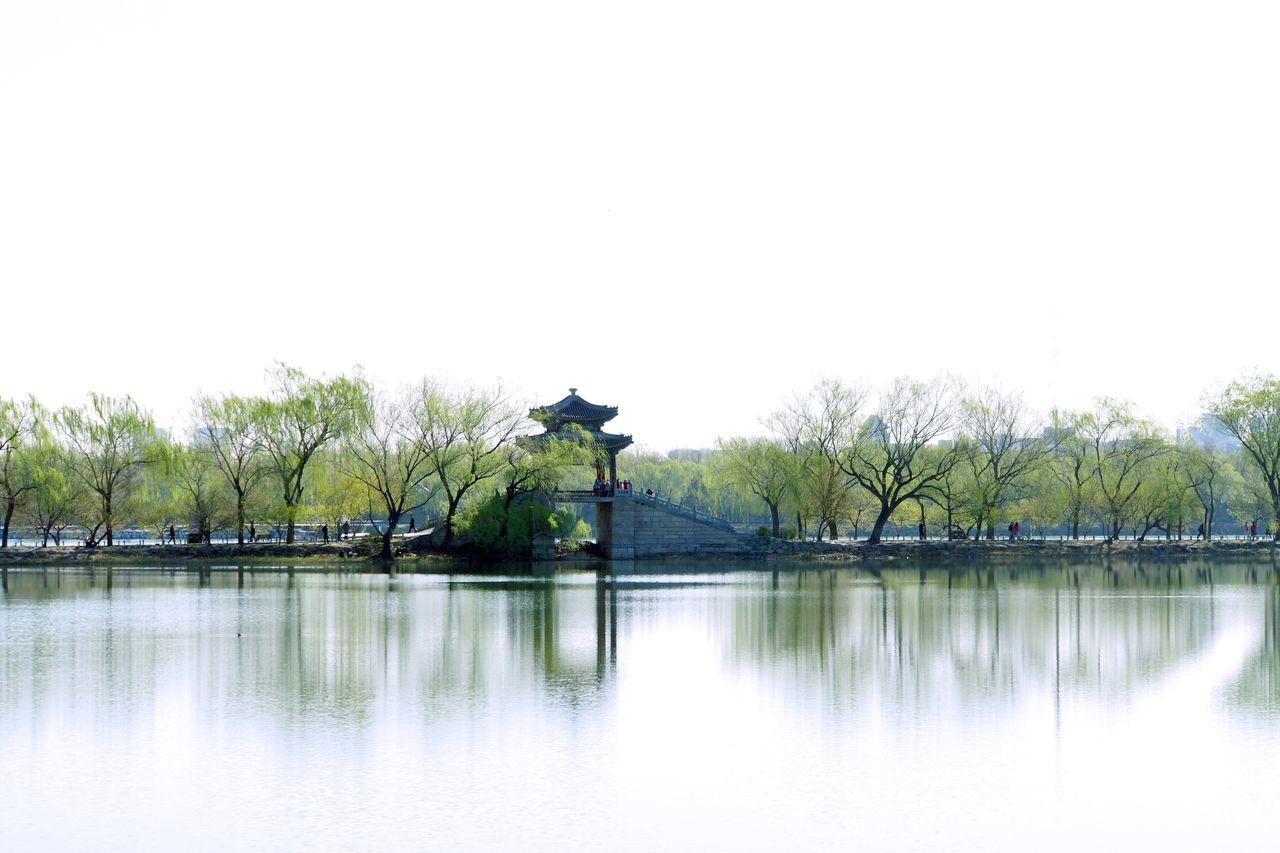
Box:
339;385;440;560
496;428;591;538
195;393;269;544
957;388;1048;539
57;394;155;546
1079;398;1166;540
1208;376;1280;537
21;440;82;546
837;377;960;545
253;365;364;543
766;379;867;541
1046;409;1098;539
1180;442;1229;540
422;382;525;549
0;397;41;547
717;436;795;537
169;444;232;543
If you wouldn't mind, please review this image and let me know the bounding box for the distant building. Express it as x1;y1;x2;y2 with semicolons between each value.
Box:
668;448;715;462
1179;413;1238;453
192;426;225;448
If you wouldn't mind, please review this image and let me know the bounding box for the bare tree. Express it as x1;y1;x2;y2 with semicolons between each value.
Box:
837;377;960;545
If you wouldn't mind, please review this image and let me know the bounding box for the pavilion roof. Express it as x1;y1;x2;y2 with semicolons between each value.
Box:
530;388;619;424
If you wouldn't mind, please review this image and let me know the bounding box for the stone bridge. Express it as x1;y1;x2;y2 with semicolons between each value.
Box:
554;490;748;559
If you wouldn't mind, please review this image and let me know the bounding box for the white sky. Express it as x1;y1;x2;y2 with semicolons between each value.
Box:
2;1;1277;451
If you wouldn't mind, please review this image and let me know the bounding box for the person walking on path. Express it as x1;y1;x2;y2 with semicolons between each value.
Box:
321;523;329;544
1196;522;1205;540
169;525;175;544
409;515;416;533
249;522;256;543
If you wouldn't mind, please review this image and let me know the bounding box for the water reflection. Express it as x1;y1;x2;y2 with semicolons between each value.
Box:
4;561;1280;851
5;563;1280;723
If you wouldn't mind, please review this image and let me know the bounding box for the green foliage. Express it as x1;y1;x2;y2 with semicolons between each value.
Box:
717;436;795;535
1208;376;1280;529
8;369;1280;548
254;364;366;541
56;393;156;544
457;492;558;555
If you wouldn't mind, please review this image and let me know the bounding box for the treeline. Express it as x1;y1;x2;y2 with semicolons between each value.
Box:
3;369;1279;554
0;366;592;559
712;376;1280;544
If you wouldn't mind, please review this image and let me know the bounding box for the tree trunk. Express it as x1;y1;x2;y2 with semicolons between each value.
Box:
286;517;295;544
1071;513;1080;540
768;503;780;537
1;497;14;547
236;494;246;545
106;523;114;547
795;511;803;542
866;505;892;545
441;495;463;548
377;508;401;561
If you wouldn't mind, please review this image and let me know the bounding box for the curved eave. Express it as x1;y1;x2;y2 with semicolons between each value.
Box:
527;429;632;454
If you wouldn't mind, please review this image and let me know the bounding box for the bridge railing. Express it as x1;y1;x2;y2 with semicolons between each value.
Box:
552;489;737;533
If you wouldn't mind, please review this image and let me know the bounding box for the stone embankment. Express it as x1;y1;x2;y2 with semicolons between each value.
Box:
746;537;1280;563
0;542;375;564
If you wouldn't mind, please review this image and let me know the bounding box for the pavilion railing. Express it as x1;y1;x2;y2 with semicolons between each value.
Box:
552;489;737;533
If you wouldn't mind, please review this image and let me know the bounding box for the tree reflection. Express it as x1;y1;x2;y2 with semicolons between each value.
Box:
2;562;1280;732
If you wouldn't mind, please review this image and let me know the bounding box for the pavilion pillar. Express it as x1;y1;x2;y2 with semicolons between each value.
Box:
609;453;617;486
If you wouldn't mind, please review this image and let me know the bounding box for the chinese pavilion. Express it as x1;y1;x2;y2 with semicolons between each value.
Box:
529;388;633;484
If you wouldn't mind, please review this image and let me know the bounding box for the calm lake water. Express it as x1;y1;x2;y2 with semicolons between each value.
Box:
3;561;1280;852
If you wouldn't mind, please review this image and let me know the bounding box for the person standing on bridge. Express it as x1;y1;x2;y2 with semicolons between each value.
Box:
409;514;416;533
